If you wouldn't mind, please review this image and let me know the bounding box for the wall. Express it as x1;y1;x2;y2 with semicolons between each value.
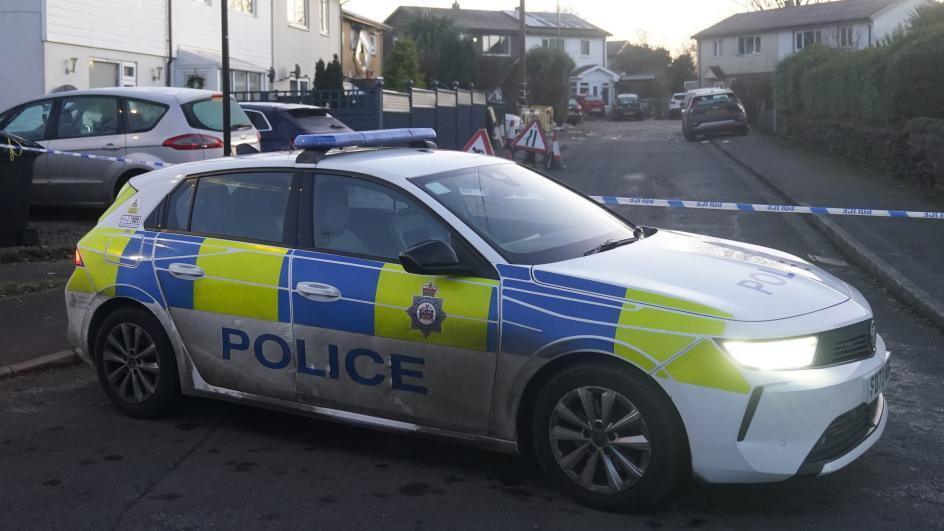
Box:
873;0;932;42
524;35;605;69
172;0;271;71
340;19;383;80
698;32;781;84
0;0;45;109
43;41;168;93
45;0;167;57
271;0;340;90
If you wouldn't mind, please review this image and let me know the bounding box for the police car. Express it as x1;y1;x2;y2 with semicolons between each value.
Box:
65;128;890;512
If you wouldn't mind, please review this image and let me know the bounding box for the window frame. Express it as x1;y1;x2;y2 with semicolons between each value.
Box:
147;168;301;249
712;39;723;57
287;0;309;29
243;109;273;132
839;26;855;48
53;95;124;140
319;0;329;35
481;34;510;56
737;35;761;56
298;169;498;279
229;0;255;16
795;30;822;51
0;99;57;141
542;38;565;51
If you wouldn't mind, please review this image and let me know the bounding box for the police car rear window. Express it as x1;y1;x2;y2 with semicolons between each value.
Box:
188;172;293;243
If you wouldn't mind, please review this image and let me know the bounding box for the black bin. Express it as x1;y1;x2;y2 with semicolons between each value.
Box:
0;132;40;247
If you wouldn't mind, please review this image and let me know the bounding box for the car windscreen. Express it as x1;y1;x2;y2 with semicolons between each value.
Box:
413;163;635;265
617;95;638;104
287;108;351;133
182;98;253;132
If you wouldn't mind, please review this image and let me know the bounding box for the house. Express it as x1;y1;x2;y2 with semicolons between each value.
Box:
270;0;342;92
569;65;621;107
0;0;169;110
170;0;273;92
341;10;390;82
503;9;610;70
693;0;931;88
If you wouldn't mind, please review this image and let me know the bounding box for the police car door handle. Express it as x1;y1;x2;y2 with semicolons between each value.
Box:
167;263;205;280
296;282;341;301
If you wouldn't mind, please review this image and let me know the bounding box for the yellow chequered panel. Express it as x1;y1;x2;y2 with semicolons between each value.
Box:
76;228;127;297
193;238;287;321
613;327;698;372
374;263;497;351
65;268;95;294
99;183;137;222
665;339;750;394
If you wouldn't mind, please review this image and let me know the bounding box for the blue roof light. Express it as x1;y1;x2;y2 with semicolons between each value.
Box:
294;128;437;150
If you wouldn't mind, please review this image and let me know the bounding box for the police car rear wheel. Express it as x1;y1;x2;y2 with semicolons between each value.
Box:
94;307;180;418
531;363;687;512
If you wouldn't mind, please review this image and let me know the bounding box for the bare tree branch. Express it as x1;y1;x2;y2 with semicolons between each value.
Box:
740;0;829;11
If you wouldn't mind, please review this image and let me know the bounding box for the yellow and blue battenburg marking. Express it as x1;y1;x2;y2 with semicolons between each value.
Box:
496;264;749;395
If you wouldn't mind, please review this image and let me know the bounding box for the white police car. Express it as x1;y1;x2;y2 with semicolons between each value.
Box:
65;128;890;512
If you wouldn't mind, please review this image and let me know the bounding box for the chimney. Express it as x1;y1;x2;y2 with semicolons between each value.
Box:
452;1;460;9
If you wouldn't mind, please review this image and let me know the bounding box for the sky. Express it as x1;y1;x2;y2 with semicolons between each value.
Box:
340;0;750;54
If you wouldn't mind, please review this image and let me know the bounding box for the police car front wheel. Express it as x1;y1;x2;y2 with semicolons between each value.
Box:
94;306;180;418
531;362;688;512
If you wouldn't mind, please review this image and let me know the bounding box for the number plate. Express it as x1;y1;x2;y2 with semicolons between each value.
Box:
864;358;891;404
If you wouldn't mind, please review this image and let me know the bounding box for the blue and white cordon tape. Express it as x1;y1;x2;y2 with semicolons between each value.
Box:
591;196;944;220
1;143;172;168
3;141;941;220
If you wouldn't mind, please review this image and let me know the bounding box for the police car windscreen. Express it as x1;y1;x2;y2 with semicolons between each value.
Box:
414;163;635;265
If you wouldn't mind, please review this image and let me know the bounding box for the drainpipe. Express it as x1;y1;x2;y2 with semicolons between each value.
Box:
166;0;173;86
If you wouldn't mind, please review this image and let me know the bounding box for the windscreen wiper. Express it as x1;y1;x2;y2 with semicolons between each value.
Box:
584;236;638;256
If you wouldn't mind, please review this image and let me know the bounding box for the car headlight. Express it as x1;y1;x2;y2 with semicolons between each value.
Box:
722;336;818;370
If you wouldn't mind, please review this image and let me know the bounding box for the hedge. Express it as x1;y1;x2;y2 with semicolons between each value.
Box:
775;23;944;125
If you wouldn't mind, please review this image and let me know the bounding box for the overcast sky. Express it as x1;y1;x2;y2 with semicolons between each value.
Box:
341;0;748;54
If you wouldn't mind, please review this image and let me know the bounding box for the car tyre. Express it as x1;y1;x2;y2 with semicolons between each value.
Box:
531;361;688;513
94;306;180;419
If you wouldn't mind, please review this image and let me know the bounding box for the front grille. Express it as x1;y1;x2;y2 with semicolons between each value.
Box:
813;320;875;367
804;399;879;465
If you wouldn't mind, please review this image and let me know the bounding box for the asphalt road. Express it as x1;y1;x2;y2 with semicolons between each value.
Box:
2;120;943;530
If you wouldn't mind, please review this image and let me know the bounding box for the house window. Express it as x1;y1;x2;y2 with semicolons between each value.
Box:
320;0;329;34
481;35;510;56
229;0;254;15
580;40;590;56
289;78;310;93
712;39;723;57
579;82;589;95
369;34;377;55
738;36;761;55
288;0;308;28
232;71;263;92
121;62;137;87
839;26;855;48
542;38;564;50
795;30;822;51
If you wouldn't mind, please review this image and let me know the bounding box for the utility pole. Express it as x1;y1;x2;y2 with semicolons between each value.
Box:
221;0;232;156
518;0;527;110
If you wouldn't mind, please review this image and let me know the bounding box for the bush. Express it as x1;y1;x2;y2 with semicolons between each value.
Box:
773;45;839;116
886;26;944;121
524;47;575;123
801;46;891;124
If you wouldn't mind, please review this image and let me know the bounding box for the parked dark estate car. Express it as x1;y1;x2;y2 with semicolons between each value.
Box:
240;102;352;152
681;88;748;141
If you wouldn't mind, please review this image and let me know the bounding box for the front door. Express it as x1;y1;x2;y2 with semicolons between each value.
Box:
291;173;499;432
153;170;298;400
45;95;126;204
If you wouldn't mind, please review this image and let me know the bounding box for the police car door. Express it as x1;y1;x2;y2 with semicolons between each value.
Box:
291;173;500;432
153;170;298;400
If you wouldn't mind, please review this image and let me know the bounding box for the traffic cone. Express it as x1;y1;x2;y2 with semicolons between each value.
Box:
547;131;564;169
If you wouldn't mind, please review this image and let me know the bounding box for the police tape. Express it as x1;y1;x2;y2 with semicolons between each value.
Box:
0;143;173;168
591;196;944;220
4;141;941;220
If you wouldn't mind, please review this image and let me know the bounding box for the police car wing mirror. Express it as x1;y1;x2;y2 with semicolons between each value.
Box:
399;240;464;276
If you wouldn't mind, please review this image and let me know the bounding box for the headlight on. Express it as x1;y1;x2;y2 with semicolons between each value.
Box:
722;336;818;370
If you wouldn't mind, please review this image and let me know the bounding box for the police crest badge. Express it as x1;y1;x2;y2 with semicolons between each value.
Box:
406;282;447;337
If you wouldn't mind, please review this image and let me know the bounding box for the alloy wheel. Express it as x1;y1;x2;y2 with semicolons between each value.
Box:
101;323;160;404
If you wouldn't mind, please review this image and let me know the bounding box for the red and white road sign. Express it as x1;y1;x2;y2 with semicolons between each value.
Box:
461;129;495;156
510;119;549;154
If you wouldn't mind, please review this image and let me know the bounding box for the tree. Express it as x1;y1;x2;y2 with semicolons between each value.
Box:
385;37;425;91
665;54;696;92
313;59;326;90
613;43;672;76
524;46;575;123
406;11;458;83
323;54;343;90
437;36;478;88
910;1;944;33
743;0;827;10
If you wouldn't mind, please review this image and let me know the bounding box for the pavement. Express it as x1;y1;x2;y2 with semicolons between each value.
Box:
712;133;944;329
1;119;942;529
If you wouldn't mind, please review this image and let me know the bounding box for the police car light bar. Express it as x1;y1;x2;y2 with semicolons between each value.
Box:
294;128;437;150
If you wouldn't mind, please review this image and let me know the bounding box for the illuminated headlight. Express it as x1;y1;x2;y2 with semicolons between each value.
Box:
722;336;818;370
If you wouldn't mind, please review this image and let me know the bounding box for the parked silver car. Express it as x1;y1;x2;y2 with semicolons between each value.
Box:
0;87;261;206
680;88;748;141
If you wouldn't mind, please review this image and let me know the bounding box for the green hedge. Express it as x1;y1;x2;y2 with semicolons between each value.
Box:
775;24;944;125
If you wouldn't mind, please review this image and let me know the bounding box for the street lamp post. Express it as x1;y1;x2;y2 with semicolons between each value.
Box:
221;0;232;156
518;0;527;110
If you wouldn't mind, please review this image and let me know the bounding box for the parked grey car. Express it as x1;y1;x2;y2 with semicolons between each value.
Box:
0;87;261;206
681;88;748;141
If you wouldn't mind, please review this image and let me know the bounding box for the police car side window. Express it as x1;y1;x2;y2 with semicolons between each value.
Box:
189;172;293;244
313;175;451;261
165;179;196;231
